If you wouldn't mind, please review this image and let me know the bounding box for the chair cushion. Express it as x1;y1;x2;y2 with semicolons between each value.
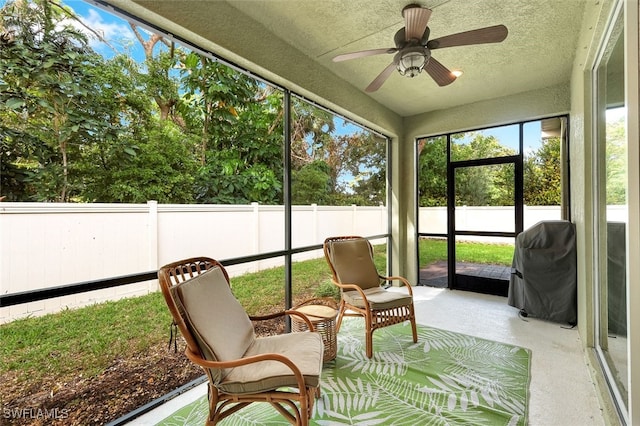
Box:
328;238;380;290
172;267;255;381
219;332;324;395
343;287;413;310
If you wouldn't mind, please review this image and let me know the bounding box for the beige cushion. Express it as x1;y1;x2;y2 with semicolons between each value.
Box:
219;332;324;394
343;287;413;310
172;267;255;382
328;238;380;290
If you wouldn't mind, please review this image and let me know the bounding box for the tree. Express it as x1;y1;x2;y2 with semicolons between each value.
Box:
223;86;284;204
289;99;335;170
452;135;515;206
291;160;333;204
180;56;284;204
417;136;447;207
420;133;573;207
0;127;31;201
1;1;384;206
451;133;514;162
289;100;386;206
605;117;626;205
80;117;198;203
1;0;120;201
336;131;386;205
524;137;561;205
130;23;182;124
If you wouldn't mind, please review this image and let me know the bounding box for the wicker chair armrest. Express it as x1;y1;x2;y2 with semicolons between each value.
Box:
184;347;310;393
249;310;316;331
379;275;414;296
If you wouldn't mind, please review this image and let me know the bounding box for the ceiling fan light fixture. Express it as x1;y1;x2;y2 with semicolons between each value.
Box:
397;48;429;78
332;5;507;92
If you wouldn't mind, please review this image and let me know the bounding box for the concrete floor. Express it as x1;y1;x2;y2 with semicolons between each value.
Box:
131;287;606;425
419;261;512;287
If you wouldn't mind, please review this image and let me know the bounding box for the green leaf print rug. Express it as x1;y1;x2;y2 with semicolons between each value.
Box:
158;319;531;425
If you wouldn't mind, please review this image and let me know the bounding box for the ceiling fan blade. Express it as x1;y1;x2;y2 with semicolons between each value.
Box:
424;57;457;87
403;5;432;41
365;61;397;92
427;24;508;50
333;47;396;62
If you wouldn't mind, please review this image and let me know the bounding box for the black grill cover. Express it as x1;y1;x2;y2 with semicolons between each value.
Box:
508;220;577;325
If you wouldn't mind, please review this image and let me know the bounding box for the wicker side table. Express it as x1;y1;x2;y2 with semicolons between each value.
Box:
291;299;338;362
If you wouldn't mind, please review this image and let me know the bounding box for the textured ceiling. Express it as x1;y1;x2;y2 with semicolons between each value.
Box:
128;0;589;117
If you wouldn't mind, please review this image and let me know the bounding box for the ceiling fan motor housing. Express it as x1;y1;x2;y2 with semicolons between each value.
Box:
332;4;507;91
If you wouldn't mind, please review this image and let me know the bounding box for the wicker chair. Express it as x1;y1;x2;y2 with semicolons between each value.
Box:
158;257;323;425
323;236;418;358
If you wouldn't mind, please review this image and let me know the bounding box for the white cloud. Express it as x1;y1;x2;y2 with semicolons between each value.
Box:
69;7;135;54
85;9;132;39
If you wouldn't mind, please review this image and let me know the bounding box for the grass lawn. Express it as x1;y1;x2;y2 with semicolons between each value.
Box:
1;240;511;381
1;292;172;381
419;238;514;266
0;239;511;423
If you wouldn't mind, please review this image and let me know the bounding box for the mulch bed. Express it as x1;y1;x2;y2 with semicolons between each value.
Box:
1;319;285;425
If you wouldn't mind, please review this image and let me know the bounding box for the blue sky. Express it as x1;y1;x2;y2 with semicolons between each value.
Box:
3;0;373;181
456;122;541;156
10;0;567;157
63;1;147;61
0;0;142;61
64;1;366;140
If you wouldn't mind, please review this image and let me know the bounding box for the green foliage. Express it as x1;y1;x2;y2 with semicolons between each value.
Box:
605;117;626;205
419;132;568;207
0;0;117;201
451;133;515;162
80;120;198;202
192;80;284;204
337;131;387;205
418;134;518;208
453;135;516;206
417;136;447;207
1;1;383;206
289;100;386;206
524;137;561;205
292;160;333;204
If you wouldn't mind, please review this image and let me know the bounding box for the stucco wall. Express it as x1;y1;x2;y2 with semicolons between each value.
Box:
404;83;571;138
626;0;640;421
397;84;571;284
568;0;621;422
570;0;613;352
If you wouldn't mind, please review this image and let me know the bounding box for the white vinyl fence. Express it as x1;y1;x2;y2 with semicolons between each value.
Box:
4;202;624;323
419;206;564;243
0;202;387;322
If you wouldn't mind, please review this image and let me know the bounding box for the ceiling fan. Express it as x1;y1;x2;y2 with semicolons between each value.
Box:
332;4;508;92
